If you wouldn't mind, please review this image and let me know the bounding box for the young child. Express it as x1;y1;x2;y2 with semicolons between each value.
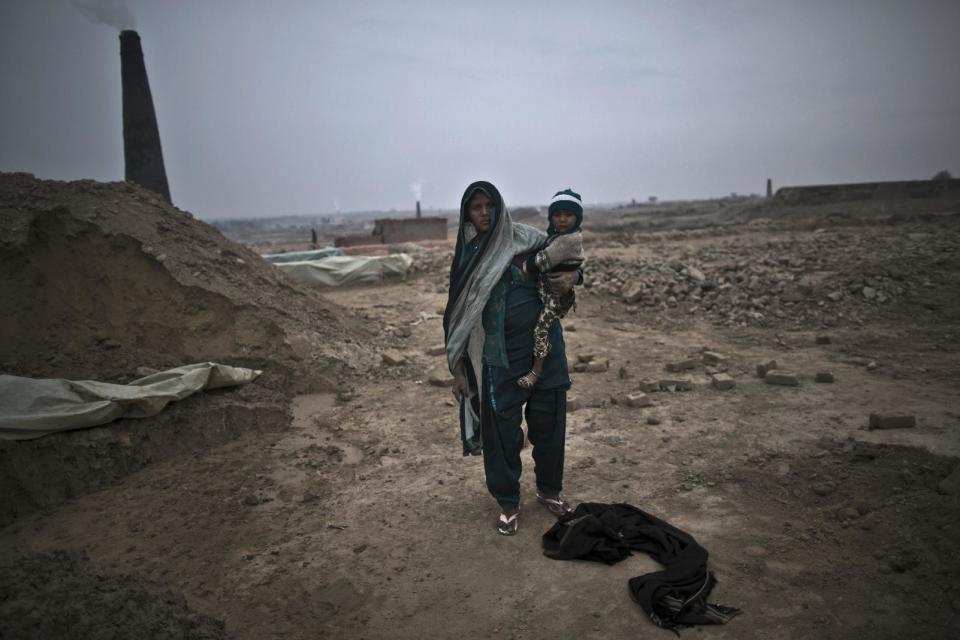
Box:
518;188;586;389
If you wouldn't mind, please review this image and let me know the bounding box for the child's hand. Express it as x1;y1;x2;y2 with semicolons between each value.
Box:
547;271;578;295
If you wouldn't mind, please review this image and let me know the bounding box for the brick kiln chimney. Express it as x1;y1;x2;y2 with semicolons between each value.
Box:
416;200;421;218
119;30;171;202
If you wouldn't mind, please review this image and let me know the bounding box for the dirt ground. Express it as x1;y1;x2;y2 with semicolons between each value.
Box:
2;193;960;639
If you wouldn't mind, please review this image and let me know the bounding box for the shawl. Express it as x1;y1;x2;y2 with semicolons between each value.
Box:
442;181;544;453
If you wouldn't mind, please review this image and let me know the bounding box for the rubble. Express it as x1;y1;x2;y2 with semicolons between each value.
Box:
756;360;778;377
659;379;694;392
425;344;446;356
381;350;407;366
701;351;727;366
711;373;735;390
665;358;698;372
585;225;960;329
764;371;799;386
623;392;653;408
575;360;609;373
426;367;453;387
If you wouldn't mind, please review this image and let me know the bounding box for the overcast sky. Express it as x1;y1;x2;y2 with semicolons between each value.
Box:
1;0;958;219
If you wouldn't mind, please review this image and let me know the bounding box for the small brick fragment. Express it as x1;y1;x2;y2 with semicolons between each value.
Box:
567;397;582;412
585;360;609;373
427;367;453;387
815;372;835;383
638;379;659;393
764;371;799;386
621;284;645;304
659;379;693;392
711;373;736;390
624;391;653;408
425;344;446;356
702;351;727;366
666;359;698;372
815;335;832;345
381;349;407;366
756;360;778;378
868;414;916;430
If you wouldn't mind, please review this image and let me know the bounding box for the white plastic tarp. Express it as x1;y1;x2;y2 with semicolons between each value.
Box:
262;248;344;263
0;362;261;441
275;254;413;287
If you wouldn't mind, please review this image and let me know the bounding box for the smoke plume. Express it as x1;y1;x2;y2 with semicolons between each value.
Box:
410;180;424;202
72;0;136;30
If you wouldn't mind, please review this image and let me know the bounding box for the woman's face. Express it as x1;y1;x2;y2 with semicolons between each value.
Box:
467;192;494;233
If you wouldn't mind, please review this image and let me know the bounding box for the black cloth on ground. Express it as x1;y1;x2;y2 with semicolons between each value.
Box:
542;502;740;631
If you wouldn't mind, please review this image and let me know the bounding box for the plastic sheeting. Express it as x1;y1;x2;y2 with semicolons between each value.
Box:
261;247;345;263
0;363;261;441
275;254;413;287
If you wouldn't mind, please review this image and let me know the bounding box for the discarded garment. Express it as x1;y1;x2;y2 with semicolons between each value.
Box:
542;502;740;631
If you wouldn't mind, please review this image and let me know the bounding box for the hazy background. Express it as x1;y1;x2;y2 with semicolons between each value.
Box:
1;0;958;219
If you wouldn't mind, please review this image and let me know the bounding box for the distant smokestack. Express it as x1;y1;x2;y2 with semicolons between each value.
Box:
119;30;171;202
416;200;421;218
766;178;772;198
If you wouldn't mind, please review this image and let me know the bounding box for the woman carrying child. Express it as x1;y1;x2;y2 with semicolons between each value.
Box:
443;181;582;536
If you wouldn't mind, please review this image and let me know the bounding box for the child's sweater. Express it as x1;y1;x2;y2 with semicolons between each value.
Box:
531;230;584;273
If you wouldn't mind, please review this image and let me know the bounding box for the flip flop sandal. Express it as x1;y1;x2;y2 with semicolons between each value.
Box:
517;371;540;389
496;511;519;536
536;491;574;516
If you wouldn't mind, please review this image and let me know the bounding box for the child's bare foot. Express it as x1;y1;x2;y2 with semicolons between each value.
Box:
517;370;540;389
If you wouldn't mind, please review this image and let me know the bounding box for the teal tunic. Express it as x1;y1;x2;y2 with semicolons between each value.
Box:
478;263;571;508
481;264;571;411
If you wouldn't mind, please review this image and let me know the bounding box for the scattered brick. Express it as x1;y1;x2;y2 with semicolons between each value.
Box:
647;416;661;425
701;351;727;366
624;391;653;408
621;283;645;304
868;414;916;430
638;379;660;393
427;367;453;387
711;373;736;390
815;335;832;344
665;358;698;372
381;349;407;366
764;371;799;386
425;344;446;356
756;359;778;377
575;359;610;373
659;379;693;392
815;371;835;383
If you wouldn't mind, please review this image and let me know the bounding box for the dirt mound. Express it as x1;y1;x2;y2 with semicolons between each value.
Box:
0;550;232;640
0;172;375;391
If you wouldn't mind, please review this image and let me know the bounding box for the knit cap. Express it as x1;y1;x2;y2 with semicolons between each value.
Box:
547;188;583;234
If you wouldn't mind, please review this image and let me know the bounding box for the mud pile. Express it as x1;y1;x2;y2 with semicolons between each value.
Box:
0;172;376;390
0;551;231;640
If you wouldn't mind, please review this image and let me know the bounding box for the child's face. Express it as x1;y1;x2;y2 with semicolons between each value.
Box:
551;210;577;233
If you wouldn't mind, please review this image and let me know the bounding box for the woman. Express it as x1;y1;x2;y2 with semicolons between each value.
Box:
443;181;580;535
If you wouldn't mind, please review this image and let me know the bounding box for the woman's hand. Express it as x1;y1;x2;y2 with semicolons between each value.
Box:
451;359;469;401
547;270;578;295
